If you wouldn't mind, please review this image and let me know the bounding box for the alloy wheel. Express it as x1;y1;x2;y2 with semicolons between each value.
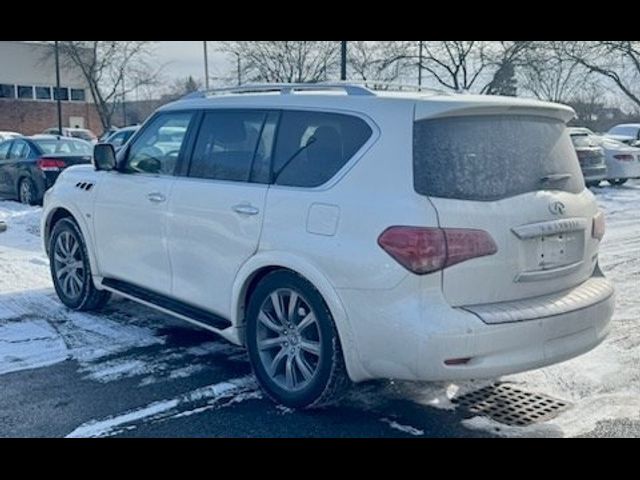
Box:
256;288;322;392
53;230;85;300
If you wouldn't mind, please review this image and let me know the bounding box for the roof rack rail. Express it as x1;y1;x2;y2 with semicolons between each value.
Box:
181;82;377;100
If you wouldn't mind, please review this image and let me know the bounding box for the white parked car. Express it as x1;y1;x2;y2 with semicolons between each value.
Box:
41;83;615;408
570;127;640;186
605;123;640;146
0;131;22;142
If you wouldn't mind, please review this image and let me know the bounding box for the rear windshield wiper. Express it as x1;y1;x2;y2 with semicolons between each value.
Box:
540;173;572;184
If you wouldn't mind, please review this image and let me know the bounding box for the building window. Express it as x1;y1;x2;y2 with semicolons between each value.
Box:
0;84;15;98
53;87;69;101
70;88;86;102
17;85;33;99
35;86;52;100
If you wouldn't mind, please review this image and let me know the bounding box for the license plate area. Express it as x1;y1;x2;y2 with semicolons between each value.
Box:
536;231;582;270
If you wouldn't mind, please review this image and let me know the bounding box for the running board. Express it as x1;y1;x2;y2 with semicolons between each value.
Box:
102;278;232;330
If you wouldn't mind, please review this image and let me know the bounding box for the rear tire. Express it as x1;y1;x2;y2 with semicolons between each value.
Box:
49;217;111;311
18;178;38;205
245;270;350;409
607;178;628;186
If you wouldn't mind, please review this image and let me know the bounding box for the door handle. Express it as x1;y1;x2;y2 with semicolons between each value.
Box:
147;192;166;203
232;204;260;216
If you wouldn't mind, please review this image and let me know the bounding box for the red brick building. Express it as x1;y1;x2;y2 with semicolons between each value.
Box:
0;41;102;136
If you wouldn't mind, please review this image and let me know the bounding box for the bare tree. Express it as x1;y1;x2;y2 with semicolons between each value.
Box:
219;41;339;84
417;41;488;92
561;41;640;110
517;42;591;103
50;41;160;130
347;41;413;84
481;41;534;95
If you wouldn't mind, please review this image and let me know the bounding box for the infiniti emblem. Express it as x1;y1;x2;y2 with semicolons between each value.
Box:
549;201;566;215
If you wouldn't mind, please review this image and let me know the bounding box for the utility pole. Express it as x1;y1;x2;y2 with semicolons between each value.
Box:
340;41;347;81
203;41;210;89
54;41;63;135
237;53;241;86
418;41;423;91
121;75;126;126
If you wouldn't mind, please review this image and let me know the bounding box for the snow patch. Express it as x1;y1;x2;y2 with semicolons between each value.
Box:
380;418;424;436
66;376;258;437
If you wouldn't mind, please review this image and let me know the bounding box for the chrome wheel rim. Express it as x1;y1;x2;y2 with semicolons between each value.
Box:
256;288;322;392
20;181;32;204
53;231;85;300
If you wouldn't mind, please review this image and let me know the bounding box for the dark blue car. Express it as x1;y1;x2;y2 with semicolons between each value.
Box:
0;135;92;205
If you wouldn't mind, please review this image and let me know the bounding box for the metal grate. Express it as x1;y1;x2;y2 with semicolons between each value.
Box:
451;383;570;427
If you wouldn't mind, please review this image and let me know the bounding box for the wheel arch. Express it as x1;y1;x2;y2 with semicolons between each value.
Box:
43;204;100;276
231;252;367;382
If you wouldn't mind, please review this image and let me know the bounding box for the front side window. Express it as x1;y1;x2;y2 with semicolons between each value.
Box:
0;141;11;160
189;110;274;183
124;112;194;175
9;141;29;159
272;111;372;188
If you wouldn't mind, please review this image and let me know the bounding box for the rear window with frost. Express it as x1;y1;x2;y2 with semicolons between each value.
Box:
413;115;584;201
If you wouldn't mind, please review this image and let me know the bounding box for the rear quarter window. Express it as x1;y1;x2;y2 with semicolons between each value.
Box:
273;111;372;188
413;115;585;201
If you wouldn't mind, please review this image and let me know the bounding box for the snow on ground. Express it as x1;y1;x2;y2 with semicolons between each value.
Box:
1;180;639;437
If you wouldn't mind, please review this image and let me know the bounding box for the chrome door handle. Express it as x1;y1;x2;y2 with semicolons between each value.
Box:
232;204;260;216
147;192;166;203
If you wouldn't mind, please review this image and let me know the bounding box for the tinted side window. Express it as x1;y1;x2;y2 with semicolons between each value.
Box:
9;141;29;159
125;112;194;175
0;141;11;160
189;110;274;183
272;111;373;188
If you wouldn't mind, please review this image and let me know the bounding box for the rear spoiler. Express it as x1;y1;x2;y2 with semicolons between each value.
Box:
414;97;576;124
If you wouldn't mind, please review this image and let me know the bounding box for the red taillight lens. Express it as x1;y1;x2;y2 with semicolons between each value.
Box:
592;211;605;241
377;226;498;275
613;154;634;162
37;158;66;171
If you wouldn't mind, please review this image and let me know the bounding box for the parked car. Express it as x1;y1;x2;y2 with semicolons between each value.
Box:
41;83;614;408
42;127;98;144
605;123;640;146
99;126;139;152
568;128;607;187
0;131;22;142
0;135;92;205
570;127;640;186
598;136;640;186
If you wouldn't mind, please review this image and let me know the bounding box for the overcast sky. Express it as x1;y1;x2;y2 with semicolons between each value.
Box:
152;41;230;87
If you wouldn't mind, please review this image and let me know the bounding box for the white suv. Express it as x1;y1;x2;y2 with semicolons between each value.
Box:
42;83;615;408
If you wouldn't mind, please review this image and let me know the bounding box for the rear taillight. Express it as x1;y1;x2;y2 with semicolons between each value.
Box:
592;211;605;241
377;226;498;275
613;154;634;162
37;158;66;172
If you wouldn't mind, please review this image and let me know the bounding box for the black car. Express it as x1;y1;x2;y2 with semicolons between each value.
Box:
0;135;93;205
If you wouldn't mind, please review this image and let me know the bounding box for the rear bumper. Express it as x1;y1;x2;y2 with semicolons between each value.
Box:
581;166;607;182
419;285;613;381
338;271;614;383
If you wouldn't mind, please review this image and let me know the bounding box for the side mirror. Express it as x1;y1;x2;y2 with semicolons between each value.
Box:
93;143;116;171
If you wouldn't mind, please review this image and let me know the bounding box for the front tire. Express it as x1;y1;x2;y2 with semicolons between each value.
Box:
246;270;350;409
49;217;111;311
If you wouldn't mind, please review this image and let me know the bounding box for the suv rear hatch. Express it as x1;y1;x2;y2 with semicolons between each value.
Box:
413;101;601;306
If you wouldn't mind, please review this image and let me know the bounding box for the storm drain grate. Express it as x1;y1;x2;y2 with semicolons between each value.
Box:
451;383;570;427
